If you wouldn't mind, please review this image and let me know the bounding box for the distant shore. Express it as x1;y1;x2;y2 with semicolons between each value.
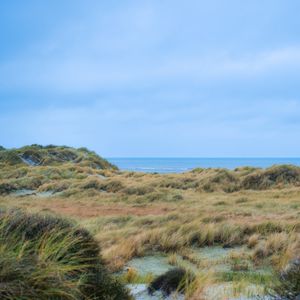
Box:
107;157;300;173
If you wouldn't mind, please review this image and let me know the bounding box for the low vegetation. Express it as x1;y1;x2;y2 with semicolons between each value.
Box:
0;145;299;299
0;209;130;300
266;258;300;299
0;144;116;169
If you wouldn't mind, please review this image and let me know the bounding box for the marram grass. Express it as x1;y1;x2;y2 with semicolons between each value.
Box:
0;210;130;300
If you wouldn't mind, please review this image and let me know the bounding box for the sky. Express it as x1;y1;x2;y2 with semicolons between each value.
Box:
1;0;300;157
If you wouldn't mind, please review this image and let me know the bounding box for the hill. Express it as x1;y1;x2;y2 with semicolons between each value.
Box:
0;144;116;170
1;145;300;196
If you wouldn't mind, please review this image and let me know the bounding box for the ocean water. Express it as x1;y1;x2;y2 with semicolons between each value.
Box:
107;157;300;173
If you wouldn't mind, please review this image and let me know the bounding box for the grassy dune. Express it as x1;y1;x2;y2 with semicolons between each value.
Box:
0;209;130;300
0;145;299;299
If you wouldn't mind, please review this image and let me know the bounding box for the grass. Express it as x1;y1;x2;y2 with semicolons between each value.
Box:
120;268;154;284
219;271;273;285
0;145;300;298
267;257;300;299
0;145;116;170
0;210;130;300
247;234;260;249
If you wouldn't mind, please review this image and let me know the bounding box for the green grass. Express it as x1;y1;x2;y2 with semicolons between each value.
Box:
218;271;273;285
0;210;130;300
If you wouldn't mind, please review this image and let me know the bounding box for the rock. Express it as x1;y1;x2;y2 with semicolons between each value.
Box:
148;268;189;296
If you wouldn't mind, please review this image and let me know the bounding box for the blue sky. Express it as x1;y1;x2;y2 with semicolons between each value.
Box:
1;0;300;157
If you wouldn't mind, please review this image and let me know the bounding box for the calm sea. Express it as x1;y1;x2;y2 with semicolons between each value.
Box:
107;158;300;174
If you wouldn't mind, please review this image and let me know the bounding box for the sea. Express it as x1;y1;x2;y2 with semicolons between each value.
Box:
107;157;300;174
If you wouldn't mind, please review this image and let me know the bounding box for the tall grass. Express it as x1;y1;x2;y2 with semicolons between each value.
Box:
2;146;300;298
266;258;300;299
0;210;130;300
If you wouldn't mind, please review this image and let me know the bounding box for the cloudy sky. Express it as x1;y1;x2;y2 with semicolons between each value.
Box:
1;0;300;157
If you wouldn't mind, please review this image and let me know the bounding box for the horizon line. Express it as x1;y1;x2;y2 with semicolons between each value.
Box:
106;156;300;159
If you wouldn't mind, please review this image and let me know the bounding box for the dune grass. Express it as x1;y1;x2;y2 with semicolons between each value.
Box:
0;146;300;298
0;210;130;300
0;145;116;170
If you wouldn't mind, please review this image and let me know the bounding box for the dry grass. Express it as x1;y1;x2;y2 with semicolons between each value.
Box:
1;151;300;298
1;176;300;273
247;234;260;249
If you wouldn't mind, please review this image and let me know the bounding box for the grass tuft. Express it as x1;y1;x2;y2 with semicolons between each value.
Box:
0;210;130;300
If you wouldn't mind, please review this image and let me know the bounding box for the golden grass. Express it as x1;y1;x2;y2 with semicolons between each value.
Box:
1;163;300;298
1;179;299;272
247;234;260;249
